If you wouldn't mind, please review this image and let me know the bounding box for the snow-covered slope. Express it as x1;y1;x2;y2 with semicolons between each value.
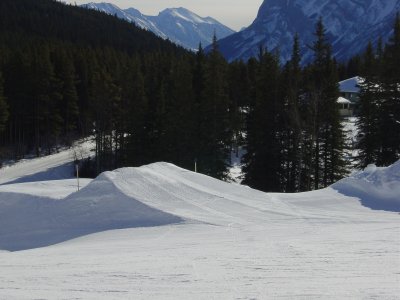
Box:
0;170;181;251
215;0;400;63
332;161;400;211
82;3;235;50
0;160;399;298
0;139;93;185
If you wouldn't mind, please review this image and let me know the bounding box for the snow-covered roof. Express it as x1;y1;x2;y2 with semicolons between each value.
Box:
337;97;351;104
339;76;363;93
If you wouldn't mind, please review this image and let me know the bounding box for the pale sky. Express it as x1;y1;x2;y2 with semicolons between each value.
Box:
64;0;263;30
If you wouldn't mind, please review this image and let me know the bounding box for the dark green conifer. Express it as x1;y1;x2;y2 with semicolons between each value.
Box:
379;13;400;165
242;47;283;192
356;43;381;168
0;72;9;133
307;18;347;188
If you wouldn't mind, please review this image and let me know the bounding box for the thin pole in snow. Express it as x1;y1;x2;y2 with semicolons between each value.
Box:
194;159;197;173
76;164;80;191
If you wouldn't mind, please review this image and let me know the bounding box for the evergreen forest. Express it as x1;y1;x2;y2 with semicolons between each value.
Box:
0;0;399;192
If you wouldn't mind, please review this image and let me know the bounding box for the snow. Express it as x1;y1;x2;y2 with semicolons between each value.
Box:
0;146;399;298
165;8;213;25
218;0;400;63
342;117;360;165
339;76;363;93
0;138;93;185
81;3;235;50
332;160;400;212
228;146;245;183
0;179;91;199
337;96;351;104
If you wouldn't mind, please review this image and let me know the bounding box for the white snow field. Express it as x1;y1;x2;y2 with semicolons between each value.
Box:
0;154;399;298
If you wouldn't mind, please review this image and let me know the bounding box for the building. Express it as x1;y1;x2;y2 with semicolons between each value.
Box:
339;76;363;104
337;97;353;117
338;76;363;117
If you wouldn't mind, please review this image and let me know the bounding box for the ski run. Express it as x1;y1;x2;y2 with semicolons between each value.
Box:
0;144;399;299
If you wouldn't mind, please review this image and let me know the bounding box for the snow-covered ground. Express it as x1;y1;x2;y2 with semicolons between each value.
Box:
342;116;360;169
0;145;399;299
332;161;400;212
0;138;93;185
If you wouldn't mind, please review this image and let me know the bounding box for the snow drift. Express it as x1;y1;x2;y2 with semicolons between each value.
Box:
0;160;399;251
332;160;400;212
0;170;182;251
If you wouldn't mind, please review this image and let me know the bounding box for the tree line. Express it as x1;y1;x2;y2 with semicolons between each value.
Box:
0;0;398;192
356;14;400;168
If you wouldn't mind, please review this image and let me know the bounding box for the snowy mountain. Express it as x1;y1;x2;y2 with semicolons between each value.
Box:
214;0;400;63
82;3;235;50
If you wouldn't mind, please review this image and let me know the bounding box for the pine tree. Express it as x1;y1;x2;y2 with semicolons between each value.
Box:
281;34;304;192
306;18;347;188
192;43;208;172
356;43;381;168
90;64;121;174
2;48;33;158
379;13;400;165
53;49;79;145
199;34;231;179
0;71;8;133
227;60;249;163
242;47;283;192
354;15;400;168
124;57;148;167
31;45;63;155
162;57;196;170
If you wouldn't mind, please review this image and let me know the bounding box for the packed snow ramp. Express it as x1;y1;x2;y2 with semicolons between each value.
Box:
1;162;399;251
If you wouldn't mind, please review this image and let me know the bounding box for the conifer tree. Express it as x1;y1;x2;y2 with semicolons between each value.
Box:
124;57;148;167
227;61;249;161
53;50;79;144
281;34;303;192
306;18;347;188
192;43;208;172
2;49;33;158
357;15;400;168
0;72;8;133
242;47;283;192
356;43;381;168
379;13;400;165
200;35;231;179
90;64;121;173
32;46;63;155
162;57;196;170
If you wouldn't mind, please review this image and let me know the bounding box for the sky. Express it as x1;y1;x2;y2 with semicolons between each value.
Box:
63;0;263;30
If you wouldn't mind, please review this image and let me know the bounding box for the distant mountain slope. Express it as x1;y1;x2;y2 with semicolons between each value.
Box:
0;0;185;55
214;0;400;63
82;3;236;50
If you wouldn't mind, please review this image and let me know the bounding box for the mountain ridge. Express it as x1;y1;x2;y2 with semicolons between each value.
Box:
213;0;400;63
82;2;236;50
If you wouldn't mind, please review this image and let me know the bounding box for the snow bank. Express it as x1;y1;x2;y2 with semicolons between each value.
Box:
0;171;182;251
1;160;398;251
332;160;400;212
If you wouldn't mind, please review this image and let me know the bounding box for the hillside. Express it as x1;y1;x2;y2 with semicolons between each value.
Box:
0;0;186;54
0;0;193;171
